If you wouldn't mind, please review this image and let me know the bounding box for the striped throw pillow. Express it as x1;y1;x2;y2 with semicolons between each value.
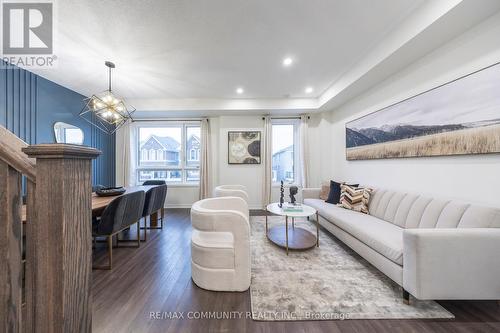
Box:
339;185;372;214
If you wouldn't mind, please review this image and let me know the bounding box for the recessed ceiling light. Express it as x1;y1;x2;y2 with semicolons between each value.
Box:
282;57;293;67
305;87;314;94
236;87;244;94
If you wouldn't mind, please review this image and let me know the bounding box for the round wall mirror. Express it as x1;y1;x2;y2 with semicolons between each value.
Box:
53;122;84;145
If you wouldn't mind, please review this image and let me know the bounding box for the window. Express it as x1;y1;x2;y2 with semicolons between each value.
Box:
271;119;300;185
186;126;200;167
137;170;182;183
189;149;197;161
136;123;201;184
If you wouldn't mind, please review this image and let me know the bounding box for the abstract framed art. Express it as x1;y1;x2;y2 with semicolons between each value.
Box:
228;131;261;164
346;62;500;160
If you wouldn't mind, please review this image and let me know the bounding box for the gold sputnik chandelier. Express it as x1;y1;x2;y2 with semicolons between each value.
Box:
80;61;135;134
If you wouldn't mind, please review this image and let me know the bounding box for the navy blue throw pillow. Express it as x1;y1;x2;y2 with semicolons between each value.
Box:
325;181;358;204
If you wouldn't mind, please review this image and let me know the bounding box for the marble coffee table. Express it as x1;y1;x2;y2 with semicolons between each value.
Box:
265;202;319;255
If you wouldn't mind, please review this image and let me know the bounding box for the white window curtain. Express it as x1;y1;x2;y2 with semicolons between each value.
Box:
199;118;212;199
116;120;137;187
262;116;272;208
299;114;310;188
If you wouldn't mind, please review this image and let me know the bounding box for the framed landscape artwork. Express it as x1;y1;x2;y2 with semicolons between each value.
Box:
228;131;261;164
346;62;500;160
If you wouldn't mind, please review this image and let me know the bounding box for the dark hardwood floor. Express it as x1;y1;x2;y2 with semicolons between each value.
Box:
92;209;500;333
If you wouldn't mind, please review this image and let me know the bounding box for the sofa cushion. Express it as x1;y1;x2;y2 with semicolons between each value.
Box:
339;185;372;214
304;199;403;265
370;190;396;221
325;180;343;204
458;206;500;228
393;194;419;228
362;186;500;229
419;199;450;228
325;181;359;204
435;201;470;228
383;192;408;224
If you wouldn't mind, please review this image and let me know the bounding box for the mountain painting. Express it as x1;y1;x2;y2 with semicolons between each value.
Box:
346;62;500;160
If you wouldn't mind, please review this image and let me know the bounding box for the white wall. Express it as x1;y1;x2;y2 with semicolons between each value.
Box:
307;113;334;187
215;116;264;209
323;11;500;207
164;186;199;208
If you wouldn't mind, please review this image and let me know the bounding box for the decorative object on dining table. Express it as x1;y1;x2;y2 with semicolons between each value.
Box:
289;185;298;204
80;61;135;134
227;131;261;164
92;184;105;192
96;186;126;197
279;180;284;208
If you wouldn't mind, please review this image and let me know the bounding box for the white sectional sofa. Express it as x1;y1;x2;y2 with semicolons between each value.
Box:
303;187;500;302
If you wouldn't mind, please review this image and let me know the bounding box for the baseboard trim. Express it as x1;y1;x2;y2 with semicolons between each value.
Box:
164;204;263;209
164;204;193;209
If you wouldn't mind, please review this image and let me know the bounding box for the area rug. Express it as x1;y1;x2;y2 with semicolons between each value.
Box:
250;216;454;321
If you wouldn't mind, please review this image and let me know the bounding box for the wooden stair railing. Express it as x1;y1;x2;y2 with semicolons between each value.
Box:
0;125;100;333
0;125;35;333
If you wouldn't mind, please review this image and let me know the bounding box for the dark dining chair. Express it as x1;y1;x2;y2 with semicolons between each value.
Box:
140;184;168;241
91;185;105;223
142;180;166;186
92;190;145;270
142;180;168;229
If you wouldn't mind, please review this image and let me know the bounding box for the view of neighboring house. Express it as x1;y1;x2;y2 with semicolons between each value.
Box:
139;134;200;182
186;135;201;166
140;135;181;166
272;145;294;183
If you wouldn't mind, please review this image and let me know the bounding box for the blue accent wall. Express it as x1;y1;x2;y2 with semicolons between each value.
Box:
0;62;115;186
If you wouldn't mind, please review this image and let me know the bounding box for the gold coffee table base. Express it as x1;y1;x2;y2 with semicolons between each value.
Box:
265;211;320;255
267;226;317;252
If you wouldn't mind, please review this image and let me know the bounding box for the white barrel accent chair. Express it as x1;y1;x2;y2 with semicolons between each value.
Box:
213;185;249;203
190;196;251;291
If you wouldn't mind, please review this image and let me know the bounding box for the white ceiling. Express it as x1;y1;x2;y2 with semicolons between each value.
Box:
27;0;500;114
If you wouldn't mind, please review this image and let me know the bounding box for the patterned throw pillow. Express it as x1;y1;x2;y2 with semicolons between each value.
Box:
319;182;330;200
339;185;372;214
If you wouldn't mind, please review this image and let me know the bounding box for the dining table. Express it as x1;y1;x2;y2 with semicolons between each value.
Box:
21;185;160;225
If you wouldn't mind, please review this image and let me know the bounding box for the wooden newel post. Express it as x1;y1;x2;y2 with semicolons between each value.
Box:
22;144;101;333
